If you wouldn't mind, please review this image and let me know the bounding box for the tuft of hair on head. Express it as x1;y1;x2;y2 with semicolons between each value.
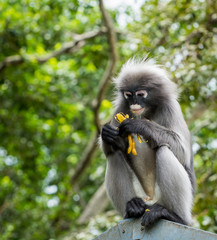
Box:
113;57;178;100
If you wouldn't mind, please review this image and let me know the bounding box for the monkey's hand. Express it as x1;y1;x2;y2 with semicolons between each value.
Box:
124;197;148;219
119;118;140;136
101;124;128;154
119;118;177;150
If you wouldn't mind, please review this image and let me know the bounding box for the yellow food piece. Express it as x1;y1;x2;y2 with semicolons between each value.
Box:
137;134;143;143
127;135;137;155
115;113;129;123
128;135;132;154
145;209;150;212
115;113;139;155
131;137;137;155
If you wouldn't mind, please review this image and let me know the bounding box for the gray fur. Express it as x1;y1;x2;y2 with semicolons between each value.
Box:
105;151;137;216
101;58;195;225
156;146;193;224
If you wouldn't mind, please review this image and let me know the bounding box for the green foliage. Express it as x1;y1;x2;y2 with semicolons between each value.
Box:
0;0;217;239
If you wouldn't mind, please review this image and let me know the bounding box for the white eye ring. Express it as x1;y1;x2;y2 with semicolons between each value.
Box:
124;91;132;99
136;90;148;98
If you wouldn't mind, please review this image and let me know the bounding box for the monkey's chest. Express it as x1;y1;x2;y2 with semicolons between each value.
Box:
129;135;156;199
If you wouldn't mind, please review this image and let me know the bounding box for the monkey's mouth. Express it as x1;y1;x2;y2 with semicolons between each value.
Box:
131;108;145;116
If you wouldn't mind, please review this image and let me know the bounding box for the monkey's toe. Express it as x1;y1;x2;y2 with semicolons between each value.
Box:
141;204;163;227
124;197;147;219
141;211;159;227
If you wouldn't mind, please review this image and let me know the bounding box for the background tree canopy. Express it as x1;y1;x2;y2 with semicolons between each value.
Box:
0;0;217;239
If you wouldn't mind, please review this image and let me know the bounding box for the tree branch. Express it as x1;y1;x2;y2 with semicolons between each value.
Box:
0;28;106;71
0;201;8;215
171;30;204;48
187;103;207;126
187;95;217;126
93;0;118;134
70;0;118;185
70;132;98;185
77;182;109;224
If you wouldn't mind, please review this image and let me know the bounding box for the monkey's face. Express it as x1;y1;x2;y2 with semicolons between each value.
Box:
122;89;148;116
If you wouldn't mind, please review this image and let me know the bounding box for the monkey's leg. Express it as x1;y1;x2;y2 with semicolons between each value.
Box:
141;203;187;227
105;151;139;217
101;124;143;217
106;155;147;218
151;146;192;225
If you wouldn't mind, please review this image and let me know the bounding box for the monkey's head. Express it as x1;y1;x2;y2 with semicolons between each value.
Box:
114;58;178;117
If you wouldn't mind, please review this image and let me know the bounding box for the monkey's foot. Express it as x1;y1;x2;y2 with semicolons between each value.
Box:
124;197;147;219
141;203;186;227
141;204;164;227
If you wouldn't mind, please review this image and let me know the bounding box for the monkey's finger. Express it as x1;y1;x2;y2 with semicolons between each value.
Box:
104;124;119;131
125;200;145;218
102;124;119;136
141;212;155;228
102;129;117;139
102;128;119;136
102;135;116;144
130;200;140;212
119;120;133;136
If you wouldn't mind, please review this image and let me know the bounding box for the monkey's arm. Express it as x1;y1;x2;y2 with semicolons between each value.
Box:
105;151;147;217
101;124;128;156
119;118;188;164
101;124;148;218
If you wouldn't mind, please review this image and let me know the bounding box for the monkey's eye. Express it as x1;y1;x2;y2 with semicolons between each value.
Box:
124;91;132;99
136;90;148;98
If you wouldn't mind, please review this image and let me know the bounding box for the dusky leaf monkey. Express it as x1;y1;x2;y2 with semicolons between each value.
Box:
100;58;195;227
